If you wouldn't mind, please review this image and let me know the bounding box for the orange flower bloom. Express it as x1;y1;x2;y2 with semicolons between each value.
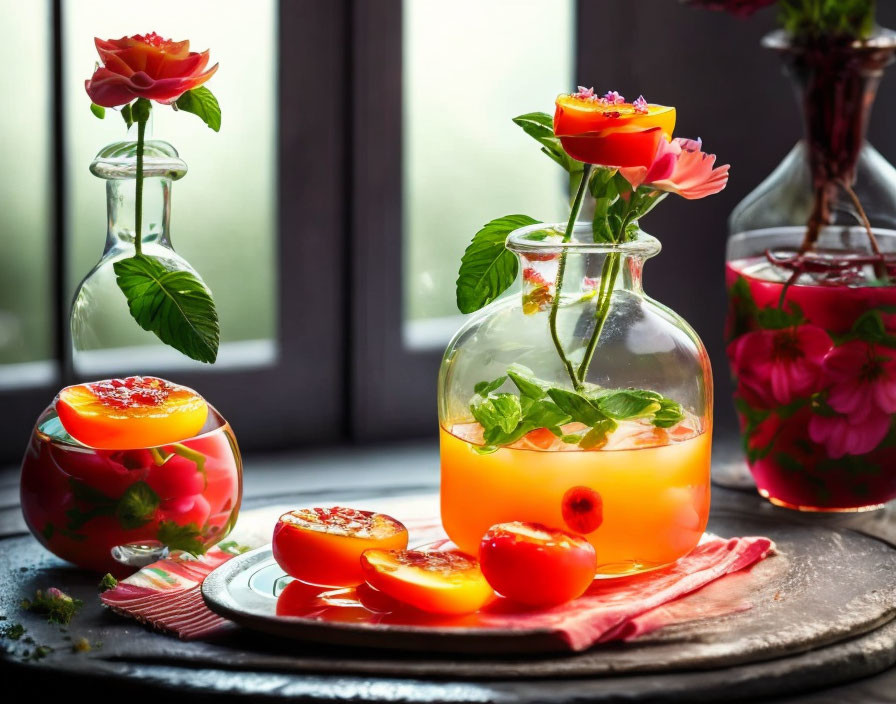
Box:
553;89;676;168
85;32;218;107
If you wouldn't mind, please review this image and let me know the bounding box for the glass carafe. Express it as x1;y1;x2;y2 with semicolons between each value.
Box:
725;29;896;509
438;222;713;577
71;140;207;375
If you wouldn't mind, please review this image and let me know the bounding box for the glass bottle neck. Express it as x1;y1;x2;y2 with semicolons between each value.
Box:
104;177;173;254
776;35;895;184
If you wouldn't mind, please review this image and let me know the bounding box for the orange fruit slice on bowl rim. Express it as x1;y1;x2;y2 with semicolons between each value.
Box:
55;376;208;450
360;548;494;615
272;507;409;587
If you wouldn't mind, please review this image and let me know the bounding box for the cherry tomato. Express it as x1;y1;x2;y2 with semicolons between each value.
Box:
56;376;208;449
561;486;603;535
360;549;494;615
479;522;596;606
272;507;408;587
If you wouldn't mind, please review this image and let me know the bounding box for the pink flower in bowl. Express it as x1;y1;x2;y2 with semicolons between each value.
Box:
808;341;896;458
727;325;833;407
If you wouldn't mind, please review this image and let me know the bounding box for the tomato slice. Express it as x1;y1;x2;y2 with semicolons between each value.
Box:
360;549;494;615
272;507;408;587
479;522;596;606
56;376;208;450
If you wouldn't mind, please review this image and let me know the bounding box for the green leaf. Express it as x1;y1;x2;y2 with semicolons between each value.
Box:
756;301;804;330
471;393;522;435
511;112;577;172
113;254;220;364
90;103;105;119
121;103;134;129
174;86;221;132
595;390;662;420
506;365;547;400
547;387;608;427
579;419;617;450
474;376;507;397
157;521;207;556
653;397;685;428
524;400;571;433
115;481;160;530
456;215;538;314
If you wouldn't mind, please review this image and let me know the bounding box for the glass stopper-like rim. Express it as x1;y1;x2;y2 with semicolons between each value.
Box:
506;221;662;258
90;139;188;181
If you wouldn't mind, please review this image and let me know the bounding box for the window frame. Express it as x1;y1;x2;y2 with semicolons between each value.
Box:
0;0;349;463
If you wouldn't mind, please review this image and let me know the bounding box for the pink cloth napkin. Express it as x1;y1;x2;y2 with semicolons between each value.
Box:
101;513;774;648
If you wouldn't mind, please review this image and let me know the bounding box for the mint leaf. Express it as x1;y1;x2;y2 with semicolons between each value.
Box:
157;521;206;556
523;399;571;433
547;388;608;427
174;86;221;132
113;254;220;364
456;215;538;314
90;103;105;119
121;103;134;129
595;390;662;420
474;376;507;397
115;481;159;529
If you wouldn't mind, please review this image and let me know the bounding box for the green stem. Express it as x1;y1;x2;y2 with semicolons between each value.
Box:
576;197;636;382
135;117;146;256
549;163;593;391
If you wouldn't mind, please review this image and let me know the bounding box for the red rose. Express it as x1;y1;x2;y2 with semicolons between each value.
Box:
85;32;218;108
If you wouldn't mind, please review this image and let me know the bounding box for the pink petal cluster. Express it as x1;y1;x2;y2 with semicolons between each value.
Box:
574;85;596;100
632;95;648;114
728;325;833;407
600;90;626;106
619;137;730;199
808;342;896;458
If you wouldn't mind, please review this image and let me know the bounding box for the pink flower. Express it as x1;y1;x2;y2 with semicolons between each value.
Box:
619;137;730;199
807;342;896;458
600;90;625;105
632;95;648;114
573;86;596;100
808;413;890;459
727;325;833;407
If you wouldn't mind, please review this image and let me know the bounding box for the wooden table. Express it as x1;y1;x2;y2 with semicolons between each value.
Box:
2;437;896;703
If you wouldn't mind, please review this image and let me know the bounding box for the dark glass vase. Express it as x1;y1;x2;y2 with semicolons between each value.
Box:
725;29;896;510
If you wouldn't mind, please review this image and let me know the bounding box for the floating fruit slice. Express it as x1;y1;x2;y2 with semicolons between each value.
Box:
479;521;596;607
360;549;494;615
56;377;208;450
272;507;408;587
561;486;604;534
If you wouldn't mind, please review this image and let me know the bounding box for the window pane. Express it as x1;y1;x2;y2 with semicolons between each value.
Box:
0;0;55;387
402;0;575;349
63;0;277;372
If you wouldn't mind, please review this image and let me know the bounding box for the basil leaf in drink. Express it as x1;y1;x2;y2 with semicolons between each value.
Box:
653;397;685;428
471;393;522;435
474;376;508;397
595;389;662;420
113;253;220;364
547;387;608;427
579;419;617;450
507;366;548;400
456;214;539;314
174;86;222;132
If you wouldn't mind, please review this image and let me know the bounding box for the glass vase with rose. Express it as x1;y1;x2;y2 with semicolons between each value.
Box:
438;88;729;576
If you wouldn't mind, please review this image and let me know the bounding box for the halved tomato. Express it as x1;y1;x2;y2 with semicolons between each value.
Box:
272;507;408;587
479;521;596;606
56;377;208;450
360;549;494;615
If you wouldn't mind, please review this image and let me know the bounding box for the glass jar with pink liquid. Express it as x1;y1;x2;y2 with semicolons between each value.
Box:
726;226;896;510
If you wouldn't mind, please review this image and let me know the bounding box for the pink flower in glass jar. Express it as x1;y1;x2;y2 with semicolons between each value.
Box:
727;325;833;407
808;341;896;457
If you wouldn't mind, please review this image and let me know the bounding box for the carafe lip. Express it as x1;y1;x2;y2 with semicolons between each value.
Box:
506;222;661;258
90;139;187;181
